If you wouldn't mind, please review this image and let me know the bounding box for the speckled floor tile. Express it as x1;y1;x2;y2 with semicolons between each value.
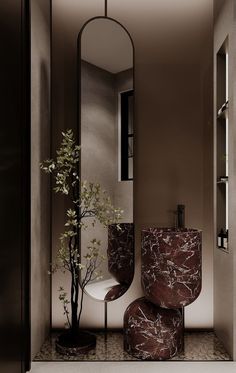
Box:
34;331;231;361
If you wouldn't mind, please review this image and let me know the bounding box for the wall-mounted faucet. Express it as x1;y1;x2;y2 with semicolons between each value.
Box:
174;204;185;229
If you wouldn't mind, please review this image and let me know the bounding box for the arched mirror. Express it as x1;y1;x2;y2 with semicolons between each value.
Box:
78;17;134;302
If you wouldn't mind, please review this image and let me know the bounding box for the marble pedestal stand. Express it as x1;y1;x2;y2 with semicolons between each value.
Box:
124;228;202;360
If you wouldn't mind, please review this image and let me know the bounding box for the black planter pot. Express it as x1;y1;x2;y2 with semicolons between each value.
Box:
55;330;96;355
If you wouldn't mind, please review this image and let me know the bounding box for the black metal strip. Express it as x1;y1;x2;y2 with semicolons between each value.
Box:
105;0;108;17
105;302;108;343
49;0;53;336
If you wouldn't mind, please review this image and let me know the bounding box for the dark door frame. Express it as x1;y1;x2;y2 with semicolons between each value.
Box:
0;0;31;372
21;0;31;371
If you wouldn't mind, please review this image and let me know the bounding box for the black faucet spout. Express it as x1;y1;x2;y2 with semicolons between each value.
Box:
177;204;185;229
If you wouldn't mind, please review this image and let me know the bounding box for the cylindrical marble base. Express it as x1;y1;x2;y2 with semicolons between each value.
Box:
124;297;183;360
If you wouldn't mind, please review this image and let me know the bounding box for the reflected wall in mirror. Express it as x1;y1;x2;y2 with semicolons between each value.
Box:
79;17;134;302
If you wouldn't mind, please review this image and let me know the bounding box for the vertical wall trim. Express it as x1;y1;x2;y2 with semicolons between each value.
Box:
21;0;31;371
50;0;53;334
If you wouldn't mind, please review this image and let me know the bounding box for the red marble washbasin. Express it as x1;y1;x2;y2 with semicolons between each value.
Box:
107;223;134;285
104;284;129;302
141;228;202;309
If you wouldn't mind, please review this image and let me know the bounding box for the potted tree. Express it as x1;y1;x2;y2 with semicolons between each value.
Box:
40;129;122;355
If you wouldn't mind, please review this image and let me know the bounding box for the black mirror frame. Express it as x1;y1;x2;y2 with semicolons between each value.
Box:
76;16;135;303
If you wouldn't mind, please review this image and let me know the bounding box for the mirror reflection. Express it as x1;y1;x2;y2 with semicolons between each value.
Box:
80;18;134;301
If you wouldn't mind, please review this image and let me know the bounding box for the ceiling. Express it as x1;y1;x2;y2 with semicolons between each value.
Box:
81;18;133;74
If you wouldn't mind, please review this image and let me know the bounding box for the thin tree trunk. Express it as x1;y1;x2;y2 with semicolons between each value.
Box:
70;265;77;334
69;227;79;336
71;278;79;335
71;301;78;334
77;287;84;329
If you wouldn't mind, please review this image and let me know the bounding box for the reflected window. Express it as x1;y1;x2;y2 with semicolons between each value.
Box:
121;90;134;181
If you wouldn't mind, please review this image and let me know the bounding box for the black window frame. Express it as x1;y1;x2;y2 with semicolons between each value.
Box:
121;89;134;181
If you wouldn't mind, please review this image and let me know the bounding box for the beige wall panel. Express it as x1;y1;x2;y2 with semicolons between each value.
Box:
31;0;51;359
52;0;213;330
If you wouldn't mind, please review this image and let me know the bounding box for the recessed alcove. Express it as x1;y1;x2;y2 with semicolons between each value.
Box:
216;39;229;253
28;0;236;368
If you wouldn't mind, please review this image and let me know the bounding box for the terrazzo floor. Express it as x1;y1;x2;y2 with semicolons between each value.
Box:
34;331;231;362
